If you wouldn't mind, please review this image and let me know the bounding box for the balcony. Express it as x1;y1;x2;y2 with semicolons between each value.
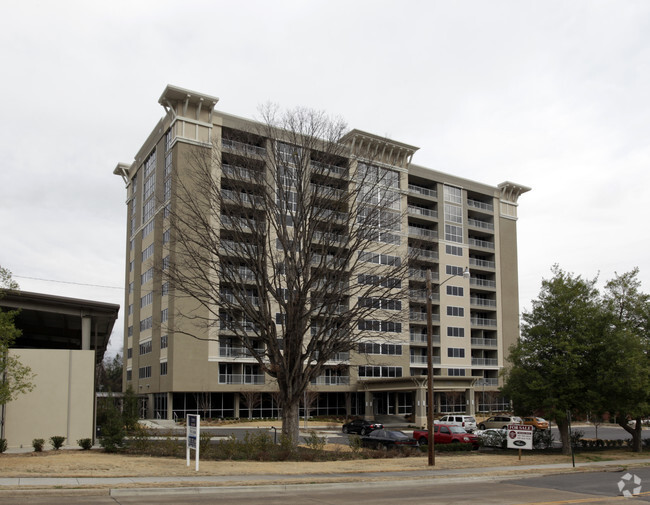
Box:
470;297;497;308
410;311;440;322
408;205;438;219
408;184;437;199
409;289;439;302
468;238;495;250
469;257;495;269
408;246;439;261
220;292;260;306
410;332;440;344
471;337;498;347
218;374;265;385
220;240;259;255
467;199;493;212
467;218;494;231
221;138;266;157
477;378;499;386
470;278;497;289
222;164;260;181
312;351;350;362
219;346;264;358
409;268;439;281
311;160;347;177
472;358;499;367
310;375;350;386
222;189;264;207
410;355;441;365
313;230;347;244
471;317;497;327
310;183;345;200
408;225;437;240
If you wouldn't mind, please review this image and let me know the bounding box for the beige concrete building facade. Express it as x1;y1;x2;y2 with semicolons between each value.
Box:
114;85;529;425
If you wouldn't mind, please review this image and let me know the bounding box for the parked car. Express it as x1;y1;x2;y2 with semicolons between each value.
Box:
477;415;522;430
342;419;383;435
413;424;479;448
475;428;507;448
521;416;549;430
434;414;477;432
360;429;419;450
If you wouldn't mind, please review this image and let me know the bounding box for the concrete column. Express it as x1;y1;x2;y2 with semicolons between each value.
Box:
466;388;476;415
233;393;240;418
364;390;373;419
167;392;173;420
81;316;91;350
414;385;427;427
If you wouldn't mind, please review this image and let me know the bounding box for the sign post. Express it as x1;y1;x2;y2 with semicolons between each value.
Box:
506;424;533;460
186;414;200;471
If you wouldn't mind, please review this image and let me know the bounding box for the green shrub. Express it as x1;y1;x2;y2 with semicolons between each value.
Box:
348;434;363;453
128;424;152;452
50;436;66;450
99;400;125;453
77;438;93;450
303;430;327;452
122;386;139;432
199;431;212;456
570;429;584;448
32;438;45;452
434;442;474;452
0;438;7;453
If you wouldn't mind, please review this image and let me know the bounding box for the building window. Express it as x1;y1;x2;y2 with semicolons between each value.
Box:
128;304;133;316
162;228;170;244
140;292;153;308
143;150;156;178
139;366;152;379
446;265;465;276
142;244;154;262
446;245;463;256
129;282;134;294
447;327;465;337
161;308;168;323
127;347;132;359
164;178;171;202
160;361;168;376
165;129;173;152
126;369;132;381
447;306;464;317
445;224;463;244
358;366;402;378
446;285;464;297
357;274;401;289
163;203;170;219
359;297;402;311
127;325;133;337
448;348;465;358
161;334;168;349
358;251;401;267
141;267;154;285
140;316;153;331
129;260;134;272
162;255;170;271
358;343;402;355
143;175;156;201
444;185;462;204
161;282;169;296
142;220;155;239
358;320;402;333
139;340;152;355
448;368;466;376
142;198;156;223
444;204;463;224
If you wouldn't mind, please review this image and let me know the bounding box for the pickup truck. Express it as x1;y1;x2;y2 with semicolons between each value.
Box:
412;424;479;448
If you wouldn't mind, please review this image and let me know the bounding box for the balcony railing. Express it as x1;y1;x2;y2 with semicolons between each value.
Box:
310;375;350;386
409;289;439;301
221;138;266;157
409;226;437;239
476;378;499;386
470;278;497;289
312;351;350;362
408;205;438;219
221;240;259;255
408;246;439;261
467;199;493;212
471;317;497;327
222;164;260;181
220;293;260;306
470;297;497;308
468;238;495;250
311;160;347;177
467;218;494;230
469;257;495;269
410;332;440;344
222;189;264;206
219;346;264;358
471;337;498;347
472;358;499;366
409;269;438;281
410;311;440;322
410;355;441;365
408;184;437;199
310;183;345;199
218;374;265;384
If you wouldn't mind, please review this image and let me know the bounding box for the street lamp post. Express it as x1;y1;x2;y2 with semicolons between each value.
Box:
426;266;469;467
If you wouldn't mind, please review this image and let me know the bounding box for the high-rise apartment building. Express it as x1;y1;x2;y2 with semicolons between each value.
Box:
114;85;529;425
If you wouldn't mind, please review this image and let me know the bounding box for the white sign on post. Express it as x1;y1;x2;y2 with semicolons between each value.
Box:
186;414;200;471
506;424;533;450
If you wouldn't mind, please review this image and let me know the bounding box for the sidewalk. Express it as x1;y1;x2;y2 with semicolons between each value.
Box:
2;457;650;496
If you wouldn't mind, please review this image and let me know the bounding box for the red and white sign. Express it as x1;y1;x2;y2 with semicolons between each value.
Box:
506;424;533;450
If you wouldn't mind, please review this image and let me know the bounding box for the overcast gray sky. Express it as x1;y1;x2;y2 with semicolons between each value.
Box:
1;0;649;356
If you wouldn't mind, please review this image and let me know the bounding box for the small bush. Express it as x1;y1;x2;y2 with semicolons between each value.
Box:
570;429;584;448
50;436;66;450
128;424;152;452
533;429;554;449
77;438;93;450
303;430;327;452
32;438;45;452
348;434;363;453
0;438;7;453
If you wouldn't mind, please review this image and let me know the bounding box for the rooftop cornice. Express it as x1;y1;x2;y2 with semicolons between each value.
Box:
498;181;532;203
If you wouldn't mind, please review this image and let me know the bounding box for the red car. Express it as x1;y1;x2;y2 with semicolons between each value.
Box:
413;424;479;448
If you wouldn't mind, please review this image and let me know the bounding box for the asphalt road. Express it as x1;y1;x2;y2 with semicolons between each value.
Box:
5;467;650;505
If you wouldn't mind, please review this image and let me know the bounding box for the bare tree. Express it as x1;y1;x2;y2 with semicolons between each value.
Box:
165;106;411;444
240;391;262;420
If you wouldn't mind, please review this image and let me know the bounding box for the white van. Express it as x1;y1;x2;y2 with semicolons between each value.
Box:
435;415;477;432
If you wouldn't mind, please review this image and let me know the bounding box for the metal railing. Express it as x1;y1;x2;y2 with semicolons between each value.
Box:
218;374;265;384
408;205;438;219
467;218;494;230
471;337;498;347
471;317;497;327
470;278;497;288
470;297;497;307
468;238;495;250
408;184;437;198
410;355;441;365
310;376;350;386
410;332;440;344
467;199;493;212
221;138;266;156
469;257;495;269
472;357;499;366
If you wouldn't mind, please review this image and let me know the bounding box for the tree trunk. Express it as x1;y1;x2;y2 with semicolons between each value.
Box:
555;417;571;455
281;399;300;446
618;417;643;452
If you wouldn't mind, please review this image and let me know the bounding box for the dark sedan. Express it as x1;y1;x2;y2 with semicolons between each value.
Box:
342;419;384;435
360;429;419;450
